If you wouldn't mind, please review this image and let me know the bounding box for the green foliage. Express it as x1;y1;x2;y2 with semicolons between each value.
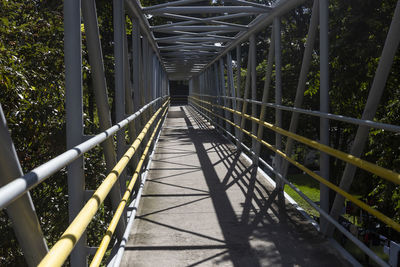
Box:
0;0;114;265
0;1;66;264
0;0;399;264
285;174;321;218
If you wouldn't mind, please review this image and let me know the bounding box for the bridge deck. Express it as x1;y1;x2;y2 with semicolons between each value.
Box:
121;105;349;267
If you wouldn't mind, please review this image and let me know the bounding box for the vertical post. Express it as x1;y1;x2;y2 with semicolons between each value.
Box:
219;58;229;133
235;45;242;146
141;37;148;127
274;17;283;192
114;0;127;196
0;105;48;266
132;21;143;137
65;0;86;265
213;64;222;129
235;45;241;114
227;52;239;138
280;0;319;186
82;0;126;237
132;17;140;115
250;35;257;152
254;28;275;160
213;64;220;125
319;0;330;231
326;0;400;236
226;52;238;133
238;41;253;145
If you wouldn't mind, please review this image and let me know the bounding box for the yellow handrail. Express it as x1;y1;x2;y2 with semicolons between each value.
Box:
90;106;168;267
190;97;400;232
191;96;400;185
38;99;169;267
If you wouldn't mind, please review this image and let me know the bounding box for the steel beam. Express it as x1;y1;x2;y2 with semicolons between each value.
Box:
82;0;126;239
0;105;48;266
319;0;330;232
326;0;400;236
273;17;283;192
65;0;86;265
132;17;141;117
235;45;242;143
254;28;274;159
219;58;230;133
114;0;128;205
227;52;239;139
238;41;252;145
145;6;271;15
211;95;400;133
153;25;243;33
151;13;249;29
279;0;319;187
202;0;307;72
159;45;224;50
231;0;272;9
124;0;166;71
124;25;139;194
155;34;234;41
250;34;257;152
142;0;203;11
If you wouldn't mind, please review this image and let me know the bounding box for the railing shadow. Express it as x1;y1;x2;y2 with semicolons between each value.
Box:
123;105;349;267
181;105;348;267
181;106;262;267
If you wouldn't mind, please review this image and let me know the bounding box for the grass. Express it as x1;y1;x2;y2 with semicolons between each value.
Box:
342;240;389;266
283;174;390;266
284;173;320;218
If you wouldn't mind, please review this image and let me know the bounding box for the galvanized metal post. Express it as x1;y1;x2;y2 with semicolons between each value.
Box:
114;0;127;196
238;41;253;145
319;0;330;232
215;63;221;124
235;45;241;114
234;45;242;145
250;34;257;152
326;0;400;236
279;0;319;184
132;17;139;115
254;28;274;160
213;63;222;129
226;52;238;135
123;24;140;208
132;19;143;137
0;105;48;266
65;0;86;265
81;0;126;237
141;36;148;122
273;17;283;192
227;52;239;137
219;58;230;133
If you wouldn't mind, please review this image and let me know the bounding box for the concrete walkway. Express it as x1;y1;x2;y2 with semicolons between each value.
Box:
121;105;349;267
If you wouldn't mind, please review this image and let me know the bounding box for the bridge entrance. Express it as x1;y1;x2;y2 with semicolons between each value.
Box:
170;81;189;106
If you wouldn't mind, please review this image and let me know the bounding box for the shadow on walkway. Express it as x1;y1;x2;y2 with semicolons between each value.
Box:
121;105;350;267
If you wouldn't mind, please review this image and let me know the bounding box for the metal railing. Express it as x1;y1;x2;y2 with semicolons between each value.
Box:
189;95;398;267
0;98;164;210
187;99;389;266
38;98;169;267
1;0;399;266
185;1;400;265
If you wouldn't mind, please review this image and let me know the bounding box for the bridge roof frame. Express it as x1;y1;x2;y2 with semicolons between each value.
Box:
134;0;307;80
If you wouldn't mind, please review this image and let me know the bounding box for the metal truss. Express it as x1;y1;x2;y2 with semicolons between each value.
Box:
1;0;399;266
138;0;278;80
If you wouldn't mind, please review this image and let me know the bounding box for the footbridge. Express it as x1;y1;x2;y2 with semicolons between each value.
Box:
0;0;400;266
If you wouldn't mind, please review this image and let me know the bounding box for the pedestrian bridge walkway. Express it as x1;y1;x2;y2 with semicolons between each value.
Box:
120;105;348;266
1;0;400;266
